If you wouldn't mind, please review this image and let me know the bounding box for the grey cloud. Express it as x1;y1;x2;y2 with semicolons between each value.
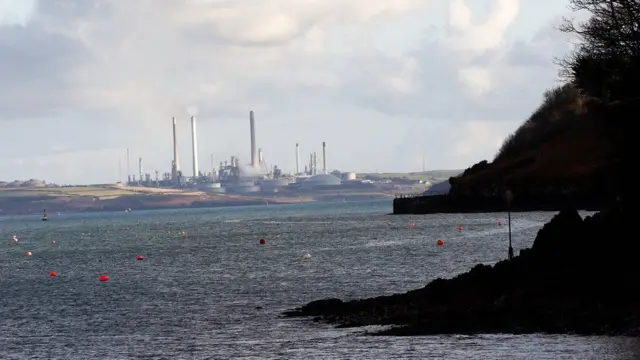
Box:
505;41;550;67
0;23;90;120
331;28;569;123
179;22;314;48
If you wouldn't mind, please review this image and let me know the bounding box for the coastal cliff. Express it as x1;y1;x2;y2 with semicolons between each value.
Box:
392;0;635;215
284;202;638;335
393;92;629;215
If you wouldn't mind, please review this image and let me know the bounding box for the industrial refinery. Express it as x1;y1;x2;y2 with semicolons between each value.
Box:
122;111;369;194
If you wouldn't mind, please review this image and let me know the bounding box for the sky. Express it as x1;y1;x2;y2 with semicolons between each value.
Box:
0;0;577;185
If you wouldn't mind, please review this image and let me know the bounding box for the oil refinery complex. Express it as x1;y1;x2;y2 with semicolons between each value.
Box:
122;111;383;195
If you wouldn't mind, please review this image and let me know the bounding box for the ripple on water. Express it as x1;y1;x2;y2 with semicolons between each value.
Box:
1;202;636;359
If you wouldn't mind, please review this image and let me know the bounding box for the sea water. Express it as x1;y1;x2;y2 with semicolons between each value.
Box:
0;200;637;359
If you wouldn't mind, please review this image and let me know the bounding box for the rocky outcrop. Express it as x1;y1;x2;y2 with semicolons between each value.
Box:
284;201;639;336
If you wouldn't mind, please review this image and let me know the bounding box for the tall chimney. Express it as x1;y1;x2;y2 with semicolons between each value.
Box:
313;151;317;175
295;143;300;175
138;157;143;185
250;111;258;167
126;148;130;183
172;117;179;175
191;116;198;178
322;141;327;174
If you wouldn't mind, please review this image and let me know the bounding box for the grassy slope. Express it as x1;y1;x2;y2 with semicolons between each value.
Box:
450;95;627;196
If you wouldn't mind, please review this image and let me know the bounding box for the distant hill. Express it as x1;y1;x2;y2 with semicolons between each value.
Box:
361;170;463;184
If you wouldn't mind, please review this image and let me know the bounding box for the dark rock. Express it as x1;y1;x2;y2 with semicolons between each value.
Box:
283;203;639;336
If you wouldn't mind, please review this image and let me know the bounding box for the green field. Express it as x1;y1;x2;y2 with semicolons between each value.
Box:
360;170;463;182
0;186;134;198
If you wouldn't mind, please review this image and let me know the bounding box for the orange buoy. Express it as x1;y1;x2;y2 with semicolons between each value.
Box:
99;274;109;282
25;251;32;257
259;238;265;245
436;239;444;246
49;271;57;277
136;255;144;260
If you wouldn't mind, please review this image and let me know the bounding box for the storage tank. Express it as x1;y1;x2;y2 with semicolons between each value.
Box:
301;174;342;188
343;172;357;181
226;180;261;193
259;178;291;191
200;182;225;193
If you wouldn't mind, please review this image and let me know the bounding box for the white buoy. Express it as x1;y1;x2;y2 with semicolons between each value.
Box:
303;253;312;259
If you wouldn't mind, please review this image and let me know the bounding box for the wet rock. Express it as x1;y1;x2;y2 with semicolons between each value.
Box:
283;204;639;336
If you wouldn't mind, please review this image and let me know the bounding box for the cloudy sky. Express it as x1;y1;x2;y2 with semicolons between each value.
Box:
1;0;575;184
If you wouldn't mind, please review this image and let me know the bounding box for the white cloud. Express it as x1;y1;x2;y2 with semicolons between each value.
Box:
0;0;37;26
458;66;493;95
0;0;573;184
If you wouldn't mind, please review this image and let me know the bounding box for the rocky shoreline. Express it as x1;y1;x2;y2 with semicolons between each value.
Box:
284;201;638;336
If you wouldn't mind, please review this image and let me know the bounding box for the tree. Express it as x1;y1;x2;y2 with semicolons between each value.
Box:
558;0;640;101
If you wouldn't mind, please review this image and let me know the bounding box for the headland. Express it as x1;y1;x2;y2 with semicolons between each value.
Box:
393;80;629;215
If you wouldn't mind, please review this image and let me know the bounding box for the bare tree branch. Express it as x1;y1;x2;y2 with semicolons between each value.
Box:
558;0;640;101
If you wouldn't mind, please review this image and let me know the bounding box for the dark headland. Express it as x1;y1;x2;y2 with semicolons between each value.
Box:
393;3;634;215
285;0;635;336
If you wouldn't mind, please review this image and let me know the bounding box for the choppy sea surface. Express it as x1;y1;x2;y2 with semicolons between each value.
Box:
0;200;638;360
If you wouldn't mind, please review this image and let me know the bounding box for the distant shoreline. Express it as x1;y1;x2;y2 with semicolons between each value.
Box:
0;193;393;217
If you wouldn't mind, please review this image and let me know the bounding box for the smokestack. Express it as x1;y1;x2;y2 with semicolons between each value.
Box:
322;141;327;174
313;151;317;175
295;143;300;175
172;117;179;172
126;148;130;183
138;157;143;185
191;116;199;178
250;111;258;167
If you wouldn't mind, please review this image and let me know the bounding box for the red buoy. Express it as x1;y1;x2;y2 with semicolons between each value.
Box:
52;240;56;245
49;271;57;277
99;274;109;282
259;238;265;245
498;221;503;226
137;255;144;260
436;239;444;246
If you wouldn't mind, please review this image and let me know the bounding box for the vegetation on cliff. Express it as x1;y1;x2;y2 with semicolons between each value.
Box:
448;0;634;203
